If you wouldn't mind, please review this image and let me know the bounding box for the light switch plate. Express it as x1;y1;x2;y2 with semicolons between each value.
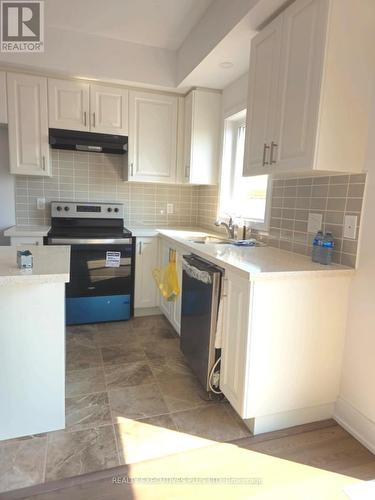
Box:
344;215;357;239
307;213;323;233
36;198;45;210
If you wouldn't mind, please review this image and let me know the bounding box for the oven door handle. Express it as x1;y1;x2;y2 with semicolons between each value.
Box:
48;238;133;245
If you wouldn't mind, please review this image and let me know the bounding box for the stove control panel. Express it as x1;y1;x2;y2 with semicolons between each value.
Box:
51;201;124;219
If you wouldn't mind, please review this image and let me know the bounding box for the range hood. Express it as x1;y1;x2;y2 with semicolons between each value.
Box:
49;129;128;155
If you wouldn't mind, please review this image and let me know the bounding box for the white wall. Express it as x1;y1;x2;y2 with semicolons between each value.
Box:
335;93;375;452
0;128;15;245
0;27;176;89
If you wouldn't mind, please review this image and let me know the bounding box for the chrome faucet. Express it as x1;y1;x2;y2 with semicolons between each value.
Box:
215;217;236;239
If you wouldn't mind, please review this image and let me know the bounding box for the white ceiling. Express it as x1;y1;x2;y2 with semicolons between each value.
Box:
179;17;256;90
46;0;215;50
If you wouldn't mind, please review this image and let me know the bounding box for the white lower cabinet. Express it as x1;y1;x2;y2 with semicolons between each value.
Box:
157;237;183;334
220;271;251;417
220;271;352;433
134;237;158;309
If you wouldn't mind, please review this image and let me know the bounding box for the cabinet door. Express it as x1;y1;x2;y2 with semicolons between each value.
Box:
134;237;158;309
183;90;221;185
7;73;50;176
48;79;89;131
274;0;328;171
128;91;178;183
170;248;183;335
0;71;7;124
182;92;193;183
158;239;172;319
243;16;282;176
220;272;250;417
90;85;128;135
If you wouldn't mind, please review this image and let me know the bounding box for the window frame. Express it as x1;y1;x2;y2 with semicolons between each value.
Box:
218;108;273;231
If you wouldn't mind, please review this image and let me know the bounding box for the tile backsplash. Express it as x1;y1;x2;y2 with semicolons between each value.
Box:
14;150;199;227
269;174;366;267
195;174;366;268
13;149;366;268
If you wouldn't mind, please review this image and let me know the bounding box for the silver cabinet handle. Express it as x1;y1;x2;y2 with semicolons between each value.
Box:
138;241;143;255
262;143;270;166
92;112;96;127
270;141;278;164
83;111;87;127
42;156;46;171
130;162;134;176
185;165;190;179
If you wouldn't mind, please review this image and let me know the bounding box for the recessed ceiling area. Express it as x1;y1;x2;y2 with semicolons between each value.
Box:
0;0;290;91
46;0;215;50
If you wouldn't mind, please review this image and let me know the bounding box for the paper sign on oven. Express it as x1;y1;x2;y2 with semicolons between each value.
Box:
106;251;121;268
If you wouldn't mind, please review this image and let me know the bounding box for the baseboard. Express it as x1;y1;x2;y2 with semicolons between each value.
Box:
248;403;335;435
334;398;375;454
134;307;161;317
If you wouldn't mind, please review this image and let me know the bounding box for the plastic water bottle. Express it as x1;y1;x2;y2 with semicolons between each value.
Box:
321;232;334;265
312;231;323;263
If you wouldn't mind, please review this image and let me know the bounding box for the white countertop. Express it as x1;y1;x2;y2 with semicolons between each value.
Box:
4;225;51;237
156;229;354;280
0;245;70;286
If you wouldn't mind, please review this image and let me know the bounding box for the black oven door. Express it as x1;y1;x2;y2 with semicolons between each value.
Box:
66;242;133;298
48;237;135;324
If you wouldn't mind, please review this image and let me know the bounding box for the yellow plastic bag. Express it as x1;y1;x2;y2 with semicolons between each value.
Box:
153;250;180;302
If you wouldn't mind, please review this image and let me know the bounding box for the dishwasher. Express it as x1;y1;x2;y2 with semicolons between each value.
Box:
180;254;224;392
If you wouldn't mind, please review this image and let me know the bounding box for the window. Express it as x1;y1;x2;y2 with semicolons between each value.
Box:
219;110;271;230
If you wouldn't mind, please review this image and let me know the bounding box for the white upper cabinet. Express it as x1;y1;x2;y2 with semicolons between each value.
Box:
90;84;128;135
0;71;7;124
274;0;328;171
182;89;221;185
48;79;128;135
7;73;50;176
243;17;282;174
128;91;178;183
244;0;375;176
48;79;90;131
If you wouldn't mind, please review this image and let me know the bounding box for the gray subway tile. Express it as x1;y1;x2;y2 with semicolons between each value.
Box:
341;253;357;268
325;211;344;225
350;173;366;183
328;184;348;198
342;239;358;254
348;184;365;198
329;175;349;185
310;198;327;210
312;176;329;185
346;198;363;212
311;185;329;198
327;198;346;211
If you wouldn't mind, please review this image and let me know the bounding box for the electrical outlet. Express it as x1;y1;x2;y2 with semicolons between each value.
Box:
307;213;323;233
343;215;357;239
167;203;174;214
36;198;45;210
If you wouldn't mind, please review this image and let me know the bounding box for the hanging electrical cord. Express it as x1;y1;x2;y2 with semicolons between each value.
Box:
208;356;222;394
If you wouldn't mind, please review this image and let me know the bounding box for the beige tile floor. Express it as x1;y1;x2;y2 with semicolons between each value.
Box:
0;315;250;493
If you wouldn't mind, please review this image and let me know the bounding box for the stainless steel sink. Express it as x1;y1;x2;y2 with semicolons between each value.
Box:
187;235;265;247
188;236;231;244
